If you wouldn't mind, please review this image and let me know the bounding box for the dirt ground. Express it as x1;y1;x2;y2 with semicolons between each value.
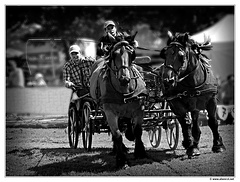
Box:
6;124;234;177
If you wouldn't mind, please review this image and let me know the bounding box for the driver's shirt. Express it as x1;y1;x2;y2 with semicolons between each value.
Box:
63;57;95;88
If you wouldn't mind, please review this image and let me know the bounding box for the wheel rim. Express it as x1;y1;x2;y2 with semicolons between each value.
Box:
82;102;92;151
68;106;79;148
165;119;179;150
148;126;162;148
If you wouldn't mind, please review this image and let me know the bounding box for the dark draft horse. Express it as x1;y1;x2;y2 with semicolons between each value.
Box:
160;31;226;158
90;40;147;168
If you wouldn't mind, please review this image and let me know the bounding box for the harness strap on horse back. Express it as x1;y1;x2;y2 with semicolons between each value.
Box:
164;87;217;101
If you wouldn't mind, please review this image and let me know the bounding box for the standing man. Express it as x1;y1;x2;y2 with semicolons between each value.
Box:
63;44;95;97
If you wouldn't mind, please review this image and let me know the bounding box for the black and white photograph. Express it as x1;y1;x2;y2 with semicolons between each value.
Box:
4;4;236;178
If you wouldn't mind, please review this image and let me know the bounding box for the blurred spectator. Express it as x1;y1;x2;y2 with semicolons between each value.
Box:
221;74;234;105
27;72;47;87
7;60;25;87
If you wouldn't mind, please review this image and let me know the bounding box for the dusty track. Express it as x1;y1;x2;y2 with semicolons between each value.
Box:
6;124;234;176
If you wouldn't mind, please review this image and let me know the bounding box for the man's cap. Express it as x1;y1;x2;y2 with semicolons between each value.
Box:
35;73;44;80
104;20;115;29
69;45;81;54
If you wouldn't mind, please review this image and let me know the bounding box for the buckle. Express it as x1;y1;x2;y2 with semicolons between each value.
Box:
183;91;187;96
196;90;201;96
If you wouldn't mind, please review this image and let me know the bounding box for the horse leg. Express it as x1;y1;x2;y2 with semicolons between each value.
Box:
178;112;195;157
105;111;129;168
179;112;193;149
133;112;147;159
110;118;129;155
206;97;226;153
122;117;135;141
190;110;201;156
110;135;128;156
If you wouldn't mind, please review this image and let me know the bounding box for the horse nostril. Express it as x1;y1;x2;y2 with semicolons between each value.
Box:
163;78;169;83
163;78;174;84
119;77;130;86
169;78;174;84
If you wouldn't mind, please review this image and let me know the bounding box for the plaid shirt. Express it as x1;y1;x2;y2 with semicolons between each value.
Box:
63;57;95;88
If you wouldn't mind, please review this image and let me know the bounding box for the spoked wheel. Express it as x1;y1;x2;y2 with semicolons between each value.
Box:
82;101;93;151
68;105;80;149
165;119;180;150
148;126;162;148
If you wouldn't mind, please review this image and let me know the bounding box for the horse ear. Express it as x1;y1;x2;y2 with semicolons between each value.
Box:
167;31;174;40
132;31;138;40
184;32;190;42
160;47;167;59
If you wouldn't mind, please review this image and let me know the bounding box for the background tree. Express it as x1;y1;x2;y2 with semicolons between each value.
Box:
6;6;234;58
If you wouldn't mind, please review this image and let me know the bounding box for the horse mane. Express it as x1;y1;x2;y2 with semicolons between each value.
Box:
166;31;213;52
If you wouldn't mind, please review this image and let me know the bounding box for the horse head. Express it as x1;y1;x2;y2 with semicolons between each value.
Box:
110;40;135;87
160;32;193;89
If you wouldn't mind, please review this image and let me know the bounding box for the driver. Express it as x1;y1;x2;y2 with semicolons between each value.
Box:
63;44;95;97
96;20;138;59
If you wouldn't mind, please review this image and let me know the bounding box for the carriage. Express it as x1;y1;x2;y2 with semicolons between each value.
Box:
67;55;180;152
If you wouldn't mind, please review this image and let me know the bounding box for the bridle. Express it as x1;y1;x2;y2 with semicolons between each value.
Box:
106;41;141;97
164;42;197;83
108;41;138;79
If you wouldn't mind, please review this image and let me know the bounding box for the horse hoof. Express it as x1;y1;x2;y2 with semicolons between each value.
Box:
212;145;226;153
186;147;200;158
122;164;130;170
116;160;130;170
192;148;201;156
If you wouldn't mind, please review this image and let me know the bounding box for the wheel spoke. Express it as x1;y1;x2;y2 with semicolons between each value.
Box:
82;101;93;151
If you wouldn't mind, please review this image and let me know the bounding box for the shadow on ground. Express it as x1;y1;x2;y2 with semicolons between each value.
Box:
9;147;185;175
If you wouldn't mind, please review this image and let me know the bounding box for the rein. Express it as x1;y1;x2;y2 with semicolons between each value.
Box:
163;42;216;100
165;42;208;87
107;43;141;100
108;44;139;80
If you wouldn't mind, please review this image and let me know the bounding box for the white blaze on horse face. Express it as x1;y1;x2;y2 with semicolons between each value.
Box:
120;52;130;78
117;49;131;86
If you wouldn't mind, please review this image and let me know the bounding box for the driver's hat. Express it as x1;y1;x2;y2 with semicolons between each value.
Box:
104;20;115;29
69;45;81;54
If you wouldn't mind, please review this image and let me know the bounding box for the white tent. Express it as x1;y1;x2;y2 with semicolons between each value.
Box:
191;14;234;80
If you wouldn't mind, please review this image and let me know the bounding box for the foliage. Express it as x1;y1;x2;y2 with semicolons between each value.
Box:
6;6;234;57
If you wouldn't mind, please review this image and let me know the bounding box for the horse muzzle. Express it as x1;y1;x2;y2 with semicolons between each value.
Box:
119;76;130;86
163;77;176;90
